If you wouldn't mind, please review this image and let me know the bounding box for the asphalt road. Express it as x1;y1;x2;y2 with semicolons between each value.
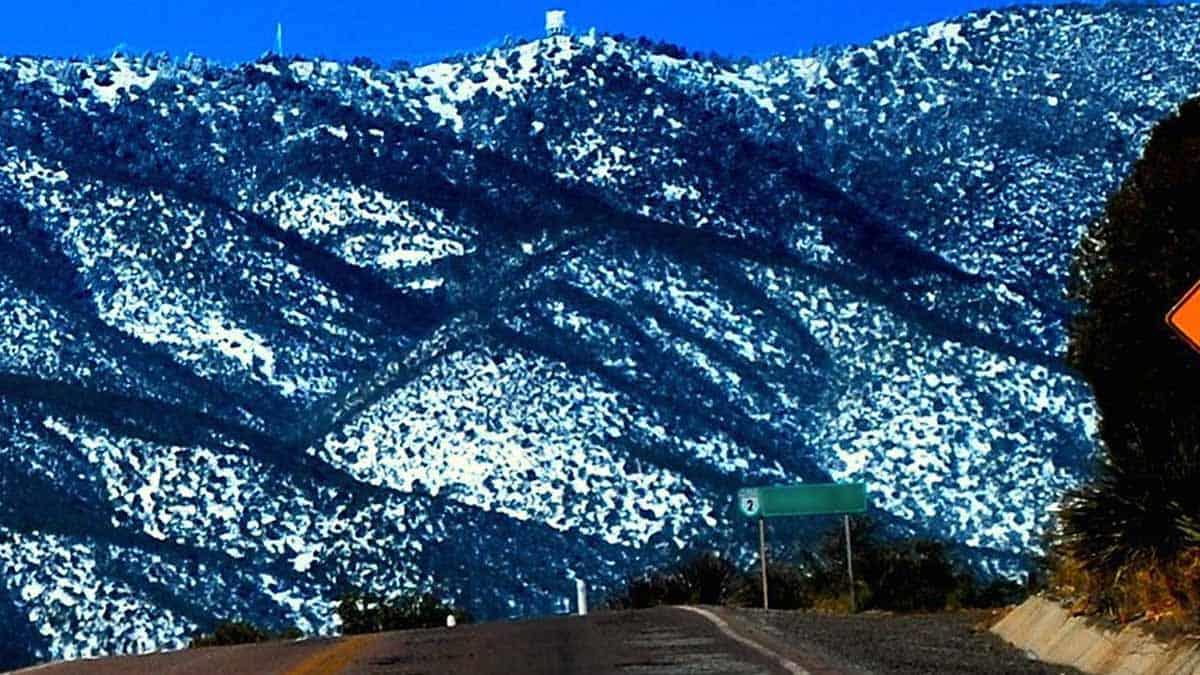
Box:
14;608;800;675
12;606;1080;675
8;635;360;675
340;606;799;674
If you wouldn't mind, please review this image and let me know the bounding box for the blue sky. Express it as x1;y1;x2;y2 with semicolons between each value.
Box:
0;1;1166;64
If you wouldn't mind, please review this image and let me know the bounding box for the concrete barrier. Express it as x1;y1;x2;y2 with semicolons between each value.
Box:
992;596;1200;674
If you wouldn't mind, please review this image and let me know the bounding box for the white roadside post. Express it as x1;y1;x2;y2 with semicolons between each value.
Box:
575;578;588;616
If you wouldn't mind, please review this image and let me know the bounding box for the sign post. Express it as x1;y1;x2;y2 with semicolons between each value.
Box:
758;517;768;610
738;483;867;612
844;514;856;613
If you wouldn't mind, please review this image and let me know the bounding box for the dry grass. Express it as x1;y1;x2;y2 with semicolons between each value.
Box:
1050;548;1200;632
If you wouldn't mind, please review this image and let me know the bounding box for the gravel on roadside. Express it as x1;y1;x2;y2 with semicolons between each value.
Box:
725;607;1085;675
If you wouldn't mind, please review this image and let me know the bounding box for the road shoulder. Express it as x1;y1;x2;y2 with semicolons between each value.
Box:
685;606;864;675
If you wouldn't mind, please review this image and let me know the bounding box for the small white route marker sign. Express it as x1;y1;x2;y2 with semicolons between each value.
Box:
738;488;761;518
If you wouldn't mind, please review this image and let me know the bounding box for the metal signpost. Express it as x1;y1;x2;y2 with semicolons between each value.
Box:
738;483;868;611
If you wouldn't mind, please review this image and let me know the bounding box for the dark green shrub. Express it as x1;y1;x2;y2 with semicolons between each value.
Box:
862;539;959;612
728;562;815;610
190;620;300;648
959;576;1028;609
674;551;739;605
608;521;1024;614
606;573;671;609
337;591;472;634
810;518;1018;612
607;552;739;609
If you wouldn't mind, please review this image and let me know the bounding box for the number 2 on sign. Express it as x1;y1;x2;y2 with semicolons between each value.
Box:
738;489;760;517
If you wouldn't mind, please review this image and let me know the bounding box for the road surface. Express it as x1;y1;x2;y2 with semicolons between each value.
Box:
725;607;1085;675
12;606;1079;674
13;607;814;675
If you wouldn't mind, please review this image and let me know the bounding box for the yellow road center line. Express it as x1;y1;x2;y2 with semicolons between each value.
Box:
282;634;380;675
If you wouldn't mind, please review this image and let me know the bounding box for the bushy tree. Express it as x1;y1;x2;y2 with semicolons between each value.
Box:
1069;99;1200;474
1061;98;1200;622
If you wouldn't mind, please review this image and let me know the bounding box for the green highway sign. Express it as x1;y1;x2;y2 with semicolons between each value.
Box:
737;483;867;518
738;482;868;612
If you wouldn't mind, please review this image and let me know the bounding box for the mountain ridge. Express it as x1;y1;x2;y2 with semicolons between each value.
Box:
1;3;1197;666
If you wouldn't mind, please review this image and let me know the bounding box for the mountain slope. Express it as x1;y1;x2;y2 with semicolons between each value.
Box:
1;4;1197;666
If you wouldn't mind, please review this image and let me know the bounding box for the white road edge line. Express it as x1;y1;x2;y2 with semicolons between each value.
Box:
676;605;810;675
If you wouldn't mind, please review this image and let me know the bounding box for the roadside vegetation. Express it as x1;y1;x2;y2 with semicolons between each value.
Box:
1056;97;1200;628
189;620;302;648
606;518;1026;613
189;591;473;646
336;590;472;635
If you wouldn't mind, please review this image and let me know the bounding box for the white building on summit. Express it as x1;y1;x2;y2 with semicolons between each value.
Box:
545;9;567;37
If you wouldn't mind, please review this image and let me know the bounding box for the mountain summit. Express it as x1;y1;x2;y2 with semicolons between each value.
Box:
1;3;1198;666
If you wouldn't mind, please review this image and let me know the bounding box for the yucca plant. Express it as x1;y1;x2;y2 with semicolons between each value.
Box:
1060;425;1200;574
1058;422;1200;620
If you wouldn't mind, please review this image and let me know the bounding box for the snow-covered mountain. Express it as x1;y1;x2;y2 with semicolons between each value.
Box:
2;3;1198;666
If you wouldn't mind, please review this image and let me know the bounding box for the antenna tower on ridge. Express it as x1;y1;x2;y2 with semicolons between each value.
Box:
545;9;567;37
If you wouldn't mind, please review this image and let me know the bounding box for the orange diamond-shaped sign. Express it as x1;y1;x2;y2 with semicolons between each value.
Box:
1167;280;1200;354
